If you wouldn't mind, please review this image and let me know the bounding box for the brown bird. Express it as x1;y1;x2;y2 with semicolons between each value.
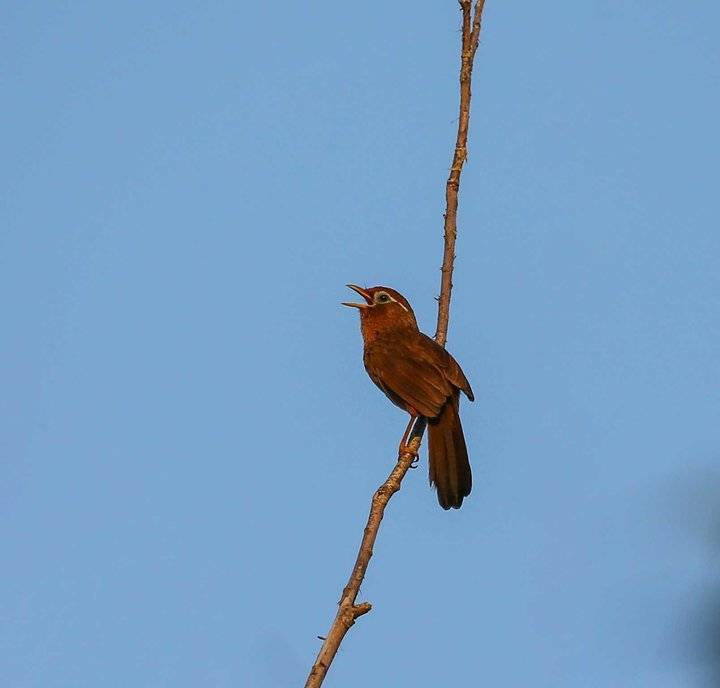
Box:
343;285;474;509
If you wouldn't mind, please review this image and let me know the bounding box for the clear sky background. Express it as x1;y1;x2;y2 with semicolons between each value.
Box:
3;2;720;686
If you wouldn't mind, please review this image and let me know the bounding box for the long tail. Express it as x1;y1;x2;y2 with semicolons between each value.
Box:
428;392;472;510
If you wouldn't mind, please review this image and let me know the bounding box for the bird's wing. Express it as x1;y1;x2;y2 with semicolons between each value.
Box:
417;333;474;401
364;339;456;419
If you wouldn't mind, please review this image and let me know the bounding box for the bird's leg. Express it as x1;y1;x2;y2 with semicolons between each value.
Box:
398;414;419;465
399;414;416;450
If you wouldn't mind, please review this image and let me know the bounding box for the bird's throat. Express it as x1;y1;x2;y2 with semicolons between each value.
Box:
360;312;418;345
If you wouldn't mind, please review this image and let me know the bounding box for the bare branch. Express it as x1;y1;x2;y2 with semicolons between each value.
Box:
436;0;485;346
304;3;486;685
304;422;425;688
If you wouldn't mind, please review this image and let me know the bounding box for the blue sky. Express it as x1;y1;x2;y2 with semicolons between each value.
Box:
2;2;720;686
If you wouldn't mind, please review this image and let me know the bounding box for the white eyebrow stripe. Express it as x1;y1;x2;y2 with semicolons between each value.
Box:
392;298;408;312
374;292;409;312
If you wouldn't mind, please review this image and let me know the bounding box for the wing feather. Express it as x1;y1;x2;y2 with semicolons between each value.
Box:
364;339;456;418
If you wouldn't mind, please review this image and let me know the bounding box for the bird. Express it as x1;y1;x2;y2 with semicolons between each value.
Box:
342;284;474;509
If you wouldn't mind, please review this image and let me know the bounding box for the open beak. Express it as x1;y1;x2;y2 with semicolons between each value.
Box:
342;284;373;309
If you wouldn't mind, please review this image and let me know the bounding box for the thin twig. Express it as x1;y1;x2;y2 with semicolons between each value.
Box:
304;3;485;686
436;0;485;346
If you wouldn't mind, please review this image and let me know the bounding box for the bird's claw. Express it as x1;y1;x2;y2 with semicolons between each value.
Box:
399;442;419;467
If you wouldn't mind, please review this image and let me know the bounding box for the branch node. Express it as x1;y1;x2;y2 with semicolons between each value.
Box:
353;603;372;618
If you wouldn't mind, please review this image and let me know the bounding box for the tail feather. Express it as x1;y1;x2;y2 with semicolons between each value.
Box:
427;392;471;510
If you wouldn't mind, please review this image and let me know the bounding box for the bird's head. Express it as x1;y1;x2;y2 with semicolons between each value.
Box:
342;285;419;339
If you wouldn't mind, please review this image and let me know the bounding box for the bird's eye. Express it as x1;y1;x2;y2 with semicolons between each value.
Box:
376;293;391;303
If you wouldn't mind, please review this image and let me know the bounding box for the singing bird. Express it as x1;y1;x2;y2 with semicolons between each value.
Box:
343;285;474;509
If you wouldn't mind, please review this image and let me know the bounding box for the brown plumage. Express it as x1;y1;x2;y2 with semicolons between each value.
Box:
343;285;474;509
